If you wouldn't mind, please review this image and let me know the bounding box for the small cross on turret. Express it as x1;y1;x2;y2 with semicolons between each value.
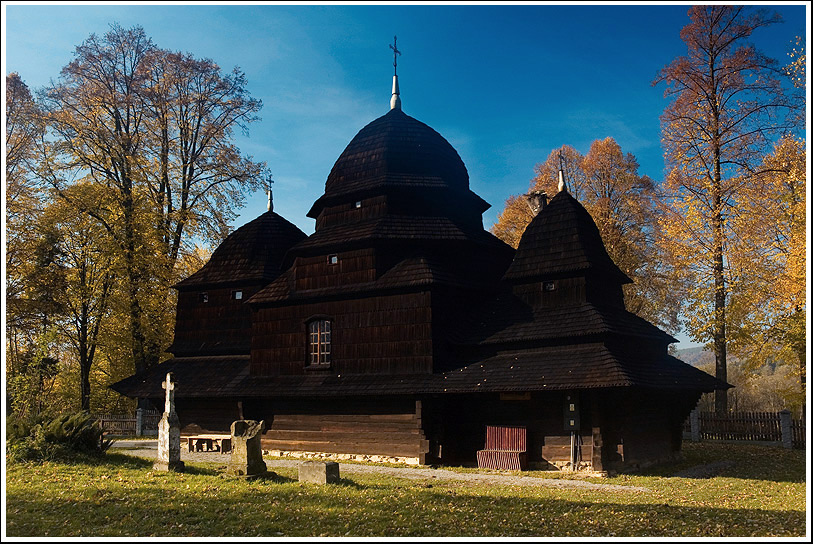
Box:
266;172;274;212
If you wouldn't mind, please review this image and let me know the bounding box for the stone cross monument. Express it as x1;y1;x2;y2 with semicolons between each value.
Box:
153;372;184;472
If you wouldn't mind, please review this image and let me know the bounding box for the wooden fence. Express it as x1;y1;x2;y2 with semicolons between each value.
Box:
683;410;805;449
93;409;161;436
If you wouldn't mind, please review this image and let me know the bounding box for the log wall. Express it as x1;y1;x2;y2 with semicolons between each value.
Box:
172;285;262;355
251;291;433;375
245;397;428;462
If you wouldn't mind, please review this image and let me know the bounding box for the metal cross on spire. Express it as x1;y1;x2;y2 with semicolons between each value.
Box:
389;35;401;76
389;36;402;110
265;172;274;212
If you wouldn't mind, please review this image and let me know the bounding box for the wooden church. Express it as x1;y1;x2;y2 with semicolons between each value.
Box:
112;58;728;472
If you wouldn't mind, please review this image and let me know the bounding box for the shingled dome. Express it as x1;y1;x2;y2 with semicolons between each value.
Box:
504;190;632;283
311;108;471;209
175;210;306;289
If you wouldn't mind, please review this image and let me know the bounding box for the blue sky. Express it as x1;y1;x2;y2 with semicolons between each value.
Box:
3;1;809;347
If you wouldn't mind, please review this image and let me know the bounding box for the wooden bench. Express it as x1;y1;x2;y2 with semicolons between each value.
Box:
184;434;232;454
476;425;528;470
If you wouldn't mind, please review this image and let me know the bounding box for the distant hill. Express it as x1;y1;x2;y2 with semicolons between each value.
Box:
673;346;713;368
674;346;744;369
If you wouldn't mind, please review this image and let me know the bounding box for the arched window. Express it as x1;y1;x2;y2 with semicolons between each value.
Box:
307;319;331;366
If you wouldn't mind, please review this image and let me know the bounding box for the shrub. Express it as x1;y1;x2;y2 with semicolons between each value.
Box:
6;412;113;463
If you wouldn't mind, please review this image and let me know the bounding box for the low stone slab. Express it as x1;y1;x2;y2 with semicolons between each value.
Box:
298;461;340;484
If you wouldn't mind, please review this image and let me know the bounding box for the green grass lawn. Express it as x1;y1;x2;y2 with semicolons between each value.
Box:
5;442;807;537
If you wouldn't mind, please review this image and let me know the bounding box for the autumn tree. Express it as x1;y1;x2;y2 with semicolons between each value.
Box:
37;23;265;388
43;185;117;411
728;135;806;395
5;73;60;419
40;24;160;382
653;6;793;413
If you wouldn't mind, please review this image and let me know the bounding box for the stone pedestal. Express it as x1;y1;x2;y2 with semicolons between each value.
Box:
154;411;184;471
227;419;267;476
298;461;340;484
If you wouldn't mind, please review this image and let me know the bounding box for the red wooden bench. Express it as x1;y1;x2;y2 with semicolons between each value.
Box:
476;425;528;470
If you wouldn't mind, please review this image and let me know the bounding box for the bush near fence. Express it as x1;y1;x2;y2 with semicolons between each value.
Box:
93;410;161;436
683;410;805;448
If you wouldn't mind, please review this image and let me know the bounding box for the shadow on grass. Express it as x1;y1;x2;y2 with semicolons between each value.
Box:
6;481;805;538
622;442;807;483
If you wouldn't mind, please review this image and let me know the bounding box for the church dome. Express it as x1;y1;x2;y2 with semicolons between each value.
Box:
175;210;307;289
322;108;470;200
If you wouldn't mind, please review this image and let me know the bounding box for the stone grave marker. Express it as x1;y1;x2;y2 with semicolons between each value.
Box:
227;419;267;477
153;372;184;472
298;461;340;484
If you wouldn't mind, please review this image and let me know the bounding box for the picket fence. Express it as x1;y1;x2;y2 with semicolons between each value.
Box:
93;409;161;436
683;410;805;449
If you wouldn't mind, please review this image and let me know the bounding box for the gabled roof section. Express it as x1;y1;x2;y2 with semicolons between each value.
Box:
503;190;632;284
457;289;676;346
175;211;307;289
441;344;729;392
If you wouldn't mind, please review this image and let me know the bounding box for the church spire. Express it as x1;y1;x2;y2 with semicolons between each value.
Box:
266;172;274;212
557;150;568;193
389;35;401;111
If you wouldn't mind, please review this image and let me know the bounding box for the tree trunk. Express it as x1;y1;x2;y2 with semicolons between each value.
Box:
712;146;728;415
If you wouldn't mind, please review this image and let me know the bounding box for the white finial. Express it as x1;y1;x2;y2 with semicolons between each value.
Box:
389;36;401;111
557;150;567;193
391;75;401;110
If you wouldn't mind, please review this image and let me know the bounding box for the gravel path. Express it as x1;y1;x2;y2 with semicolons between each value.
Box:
110;440;650;493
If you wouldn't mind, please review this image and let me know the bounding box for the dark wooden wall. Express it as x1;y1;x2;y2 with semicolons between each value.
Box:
422;389;694;471
251;291;434;375
171;285;263;355
293;249;377;290
176;398;241;434
316;195;388;230
510;272;625;310
243;396;429;462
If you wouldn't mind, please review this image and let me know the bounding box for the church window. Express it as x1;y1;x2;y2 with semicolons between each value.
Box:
328;254;339;265
200;292;209;303
543;281;556;292
307;319;331;366
232;290;243;300
354;200;362;208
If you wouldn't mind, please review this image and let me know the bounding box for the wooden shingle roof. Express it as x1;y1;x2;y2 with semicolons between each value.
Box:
110;343;727;400
503;190;632;284
175;211;307;289
308;108;471;219
459;291;676;346
292;215;509;253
